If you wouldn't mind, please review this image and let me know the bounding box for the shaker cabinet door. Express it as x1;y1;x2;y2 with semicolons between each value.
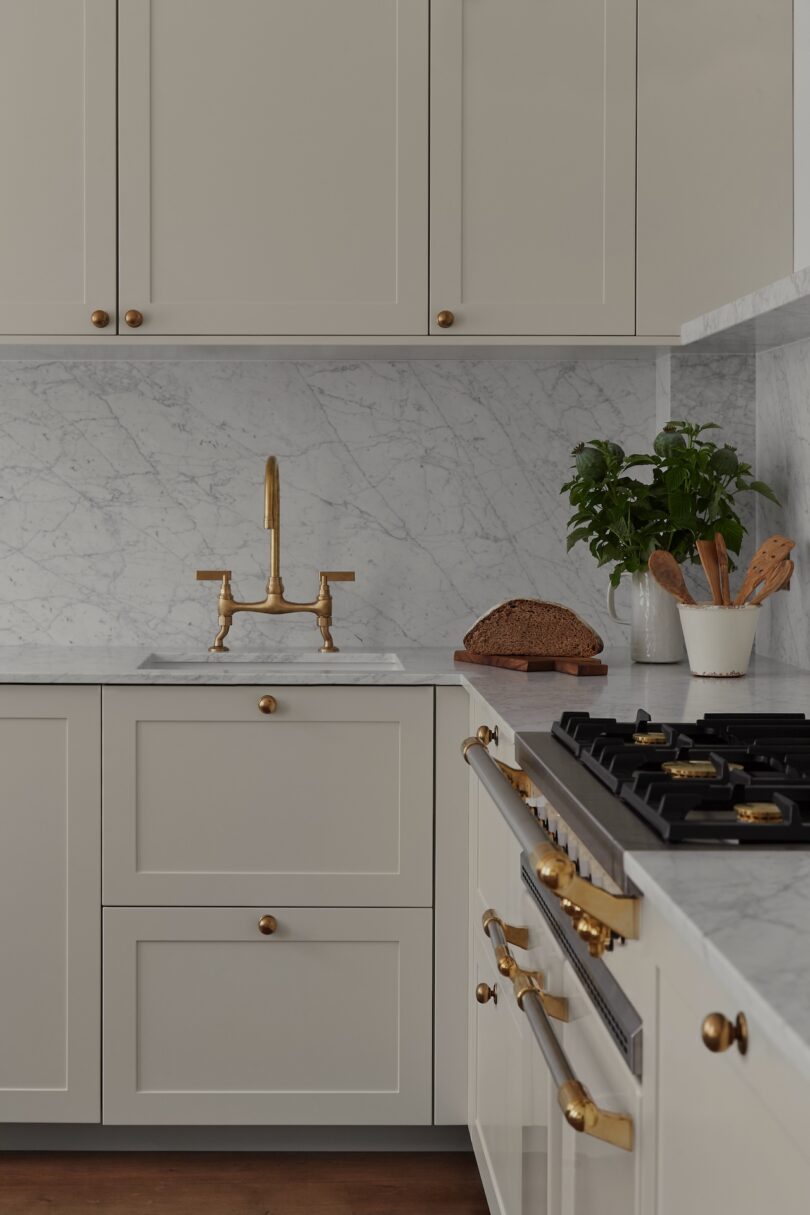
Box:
0;0;116;336
0;687;101;1122
118;0;428;336
430;0;636;336
102;686;433;906
103;906;433;1125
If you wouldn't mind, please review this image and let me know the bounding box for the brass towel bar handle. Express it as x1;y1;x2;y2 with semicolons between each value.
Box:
482;912;633;1152
463;735;639;942
482;909;568;1023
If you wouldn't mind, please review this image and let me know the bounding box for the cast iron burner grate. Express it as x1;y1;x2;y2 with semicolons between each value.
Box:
552;710;810;842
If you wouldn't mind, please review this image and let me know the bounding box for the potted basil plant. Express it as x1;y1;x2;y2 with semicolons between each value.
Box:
561;421;779;663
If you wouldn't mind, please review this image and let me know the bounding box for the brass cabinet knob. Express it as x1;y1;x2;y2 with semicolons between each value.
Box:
702;1011;748;1056
258;914;278;935
124;309;144;328
90;309;110;329
258;695;278;715
435;309;455;329
475;982;497;1005
476;724;499;747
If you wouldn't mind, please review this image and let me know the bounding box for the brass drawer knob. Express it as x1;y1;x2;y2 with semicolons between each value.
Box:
435;309;455;329
258;695;278;715
124;309;144;328
258;914;278;936
702;1011;748;1055
90;309;110;329
476;724;499;747
475;982;497;1005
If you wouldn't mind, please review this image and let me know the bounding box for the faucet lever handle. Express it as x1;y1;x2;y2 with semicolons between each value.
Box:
197;569;232;581
319;571;356;582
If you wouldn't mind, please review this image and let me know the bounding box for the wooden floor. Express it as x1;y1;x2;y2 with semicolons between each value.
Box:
0;1151;489;1215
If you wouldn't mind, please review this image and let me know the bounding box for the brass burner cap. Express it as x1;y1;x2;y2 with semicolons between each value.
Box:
662;759;718;779
735;802;783;824
633;731;667;745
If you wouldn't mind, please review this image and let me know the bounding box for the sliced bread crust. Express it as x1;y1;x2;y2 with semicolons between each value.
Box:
463;599;604;657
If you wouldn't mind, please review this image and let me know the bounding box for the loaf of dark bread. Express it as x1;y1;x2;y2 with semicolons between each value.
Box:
463;599;604;657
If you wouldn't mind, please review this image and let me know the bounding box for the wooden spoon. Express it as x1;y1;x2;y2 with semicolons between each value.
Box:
734;535;796;605
648;550;697;605
714;533;731;605
748;558;794;606
696;539;723;606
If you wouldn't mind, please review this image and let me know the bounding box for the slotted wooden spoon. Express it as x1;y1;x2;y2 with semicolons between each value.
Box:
714;533;731;605
749;558;794;606
648;550;697;605
734;535;795;605
696;539;723;606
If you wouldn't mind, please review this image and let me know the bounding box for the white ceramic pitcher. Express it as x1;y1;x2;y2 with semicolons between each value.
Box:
606;569;686;664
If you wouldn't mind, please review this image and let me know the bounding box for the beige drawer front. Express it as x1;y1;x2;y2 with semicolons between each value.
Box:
103;686;433;905
103;905;433;1125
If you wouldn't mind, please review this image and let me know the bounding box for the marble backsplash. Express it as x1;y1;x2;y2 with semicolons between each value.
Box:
0;357;664;650
755;340;810;669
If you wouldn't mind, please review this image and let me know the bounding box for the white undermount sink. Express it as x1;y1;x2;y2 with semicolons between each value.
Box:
139;650;404;673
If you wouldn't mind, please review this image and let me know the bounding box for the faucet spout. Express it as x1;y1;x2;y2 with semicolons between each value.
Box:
264;456;281;586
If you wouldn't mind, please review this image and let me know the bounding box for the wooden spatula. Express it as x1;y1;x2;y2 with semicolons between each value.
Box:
648;550;697;605
696;539;723;605
748;558;794;606
714;533;731;605
734;535;796;606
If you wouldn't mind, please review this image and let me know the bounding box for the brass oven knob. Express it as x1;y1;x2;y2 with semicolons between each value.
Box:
124;309;144;328
258;695;278;715
258;914;278;936
702;1011;748;1055
475;982;497;1005
90;309;110;329
476;724;499;747
435;309;455;328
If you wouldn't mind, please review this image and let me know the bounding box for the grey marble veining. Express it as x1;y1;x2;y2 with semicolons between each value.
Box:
0;357;658;649
681;264;810;352
754;339;810;669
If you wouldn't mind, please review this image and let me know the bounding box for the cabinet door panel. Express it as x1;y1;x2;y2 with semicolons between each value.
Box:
103;686;433;905
637;0;792;335
119;0;428;335
0;687;100;1122
0;1;115;335
431;0;636;336
103;906;432;1125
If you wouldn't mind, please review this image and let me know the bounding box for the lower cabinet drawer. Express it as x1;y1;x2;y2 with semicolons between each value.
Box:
103;906;433;1125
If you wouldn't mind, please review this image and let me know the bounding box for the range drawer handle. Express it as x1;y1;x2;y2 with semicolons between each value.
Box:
257;914;278;935
509;956;634;1151
463;735;639;942
482;909;568;1024
258;695;278;715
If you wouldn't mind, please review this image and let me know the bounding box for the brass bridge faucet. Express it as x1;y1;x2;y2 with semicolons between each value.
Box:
197;456;355;653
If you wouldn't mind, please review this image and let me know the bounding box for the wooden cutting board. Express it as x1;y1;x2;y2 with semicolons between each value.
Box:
454;650;608;676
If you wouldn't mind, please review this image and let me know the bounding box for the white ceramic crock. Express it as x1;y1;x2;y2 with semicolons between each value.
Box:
677;604;760;677
606;569;686;663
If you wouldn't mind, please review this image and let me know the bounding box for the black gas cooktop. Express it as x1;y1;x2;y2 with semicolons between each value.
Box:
550;709;810;843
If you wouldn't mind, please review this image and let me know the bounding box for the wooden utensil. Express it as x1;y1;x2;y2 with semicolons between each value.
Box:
714;532;731;605
648;550;696;605
734;535;795;605
696;539;723;606
748;558;794;606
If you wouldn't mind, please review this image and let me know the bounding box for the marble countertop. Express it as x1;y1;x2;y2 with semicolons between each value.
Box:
681;264;810;352
4;641;810;1077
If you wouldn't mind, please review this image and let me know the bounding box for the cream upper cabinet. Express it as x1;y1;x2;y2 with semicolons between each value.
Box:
0;1;115;336
103;686;433;906
430;0;637;337
0;687;100;1123
117;0;428;336
637;0;793;336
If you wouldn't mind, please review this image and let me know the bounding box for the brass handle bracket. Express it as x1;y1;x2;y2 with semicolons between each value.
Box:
558;1079;634;1151
483;909;568;1022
